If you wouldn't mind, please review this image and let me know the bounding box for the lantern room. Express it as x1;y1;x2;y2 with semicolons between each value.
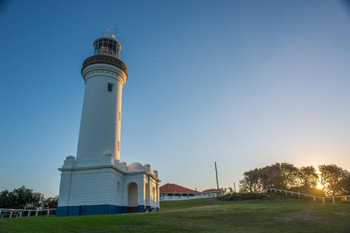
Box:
93;30;121;58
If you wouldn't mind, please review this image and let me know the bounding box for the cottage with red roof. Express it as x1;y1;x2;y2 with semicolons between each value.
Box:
160;183;218;201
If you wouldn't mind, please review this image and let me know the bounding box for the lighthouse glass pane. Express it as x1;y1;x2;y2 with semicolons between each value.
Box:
94;39;118;56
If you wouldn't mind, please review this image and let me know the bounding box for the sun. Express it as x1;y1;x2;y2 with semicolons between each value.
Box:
316;182;324;190
315;169;324;190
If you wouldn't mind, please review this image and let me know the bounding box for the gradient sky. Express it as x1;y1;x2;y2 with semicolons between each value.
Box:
1;0;350;197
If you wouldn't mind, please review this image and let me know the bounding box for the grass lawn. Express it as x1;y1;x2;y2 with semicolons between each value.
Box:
1;199;350;233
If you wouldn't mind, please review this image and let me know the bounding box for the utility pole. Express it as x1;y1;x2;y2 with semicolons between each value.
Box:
233;182;236;193
215;161;220;196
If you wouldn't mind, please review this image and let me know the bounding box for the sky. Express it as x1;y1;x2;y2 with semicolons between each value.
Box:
0;0;350;197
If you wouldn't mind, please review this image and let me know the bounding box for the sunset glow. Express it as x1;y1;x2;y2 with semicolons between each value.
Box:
316;182;324;190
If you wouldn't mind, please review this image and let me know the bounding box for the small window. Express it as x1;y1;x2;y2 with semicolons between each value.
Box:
108;83;113;92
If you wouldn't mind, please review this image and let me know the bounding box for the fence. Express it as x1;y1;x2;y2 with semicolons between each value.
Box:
267;188;350;203
0;208;56;218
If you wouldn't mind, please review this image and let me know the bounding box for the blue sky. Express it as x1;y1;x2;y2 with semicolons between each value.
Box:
1;0;350;197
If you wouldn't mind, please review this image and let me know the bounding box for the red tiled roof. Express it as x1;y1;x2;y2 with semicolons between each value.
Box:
160;183;199;194
201;188;218;193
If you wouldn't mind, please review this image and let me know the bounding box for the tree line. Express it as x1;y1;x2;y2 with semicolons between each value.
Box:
239;163;350;196
0;186;58;209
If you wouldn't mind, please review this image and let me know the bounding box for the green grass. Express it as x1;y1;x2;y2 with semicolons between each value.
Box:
1;199;350;233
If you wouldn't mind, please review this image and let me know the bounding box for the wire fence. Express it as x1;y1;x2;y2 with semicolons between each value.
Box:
0;208;56;218
267;188;350;203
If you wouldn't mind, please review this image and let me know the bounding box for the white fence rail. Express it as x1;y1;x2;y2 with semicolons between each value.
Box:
0;208;56;218
268;188;350;203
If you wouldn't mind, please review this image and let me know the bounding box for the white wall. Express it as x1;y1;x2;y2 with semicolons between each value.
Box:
77;64;127;166
58;167;124;206
160;193;217;201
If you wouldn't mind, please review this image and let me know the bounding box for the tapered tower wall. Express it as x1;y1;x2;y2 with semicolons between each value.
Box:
76;63;126;166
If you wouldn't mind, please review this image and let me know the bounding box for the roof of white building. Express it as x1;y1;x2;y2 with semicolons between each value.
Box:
128;162;146;172
201;188;219;193
160;183;199;194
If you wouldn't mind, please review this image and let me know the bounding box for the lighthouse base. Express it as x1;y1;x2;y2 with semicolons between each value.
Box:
56;157;160;217
56;204;148;216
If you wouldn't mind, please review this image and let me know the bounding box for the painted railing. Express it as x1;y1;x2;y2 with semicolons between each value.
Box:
0;208;56;218
267;188;350;203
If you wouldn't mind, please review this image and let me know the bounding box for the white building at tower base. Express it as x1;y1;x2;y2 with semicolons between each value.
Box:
57;156;160;216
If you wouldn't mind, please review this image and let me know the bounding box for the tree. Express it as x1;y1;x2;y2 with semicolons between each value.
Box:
262;163;283;189
319;164;349;196
239;162;349;196
0;186;41;209
42;196;58;208
297;166;318;191
280;163;299;189
0;190;11;208
239;163;298;192
339;175;350;195
239;169;261;192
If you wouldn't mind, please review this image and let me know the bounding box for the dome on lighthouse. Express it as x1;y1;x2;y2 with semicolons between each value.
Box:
101;30;116;40
128;162;146;172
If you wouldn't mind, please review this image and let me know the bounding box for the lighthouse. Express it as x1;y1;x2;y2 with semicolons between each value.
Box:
56;30;160;216
77;30;127;165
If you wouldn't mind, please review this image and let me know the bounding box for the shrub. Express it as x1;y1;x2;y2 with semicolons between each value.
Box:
218;193;269;201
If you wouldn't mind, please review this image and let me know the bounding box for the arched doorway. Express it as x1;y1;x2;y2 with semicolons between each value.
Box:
127;182;138;212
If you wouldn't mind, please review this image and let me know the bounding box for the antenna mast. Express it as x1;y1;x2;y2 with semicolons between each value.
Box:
215;161;220;196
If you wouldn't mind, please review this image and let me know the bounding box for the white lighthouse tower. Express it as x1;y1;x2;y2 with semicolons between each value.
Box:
57;30;160;216
77;30;126;165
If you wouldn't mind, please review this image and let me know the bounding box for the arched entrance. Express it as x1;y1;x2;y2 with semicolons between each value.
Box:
127;182;138;213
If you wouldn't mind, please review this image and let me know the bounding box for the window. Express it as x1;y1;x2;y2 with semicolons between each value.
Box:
108;83;113;92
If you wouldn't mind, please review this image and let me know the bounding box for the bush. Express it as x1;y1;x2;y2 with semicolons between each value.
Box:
218;193;269;201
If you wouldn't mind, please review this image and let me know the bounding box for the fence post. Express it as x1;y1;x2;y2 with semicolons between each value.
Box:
323;198;325;204
36;210;39;217
28;210;31;217
313;196;316;202
345;196;347;201
298;192;300;198
332;197;335;203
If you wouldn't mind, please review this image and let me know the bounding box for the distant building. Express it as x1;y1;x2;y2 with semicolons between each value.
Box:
160;183;218;201
201;188;220;198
